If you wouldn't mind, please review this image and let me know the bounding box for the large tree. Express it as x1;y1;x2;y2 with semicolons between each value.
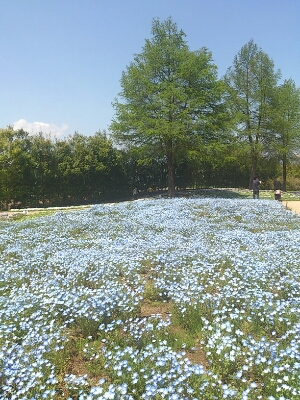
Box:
110;17;225;197
224;39;281;188
270;79;300;191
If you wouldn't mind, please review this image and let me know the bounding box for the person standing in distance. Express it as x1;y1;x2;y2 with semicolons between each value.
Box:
273;179;282;201
133;187;138;200
252;177;260;199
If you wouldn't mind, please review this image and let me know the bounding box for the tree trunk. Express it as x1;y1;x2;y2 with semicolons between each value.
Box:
167;140;175;198
249;156;257;190
282;156;287;191
248;141;258;189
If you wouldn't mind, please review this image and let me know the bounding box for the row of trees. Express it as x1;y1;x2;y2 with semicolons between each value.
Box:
0;129;127;209
111;18;300;195
1;18;300;208
0;123;298;210
0;126;253;209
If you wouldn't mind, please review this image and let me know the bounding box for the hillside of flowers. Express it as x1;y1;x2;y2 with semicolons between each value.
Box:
1;197;300;399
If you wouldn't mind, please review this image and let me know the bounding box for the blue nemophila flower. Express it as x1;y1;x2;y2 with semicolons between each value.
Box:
1;198;300;397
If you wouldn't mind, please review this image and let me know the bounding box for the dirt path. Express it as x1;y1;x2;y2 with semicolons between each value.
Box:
283;201;300;214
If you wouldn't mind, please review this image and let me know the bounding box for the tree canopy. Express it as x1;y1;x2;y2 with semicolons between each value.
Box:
224;39;281;188
269;79;300;190
110;17;227;197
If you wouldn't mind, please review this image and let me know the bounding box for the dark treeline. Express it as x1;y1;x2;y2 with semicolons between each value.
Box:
2;19;300;209
0;125;298;210
0;128;128;209
0;127;242;209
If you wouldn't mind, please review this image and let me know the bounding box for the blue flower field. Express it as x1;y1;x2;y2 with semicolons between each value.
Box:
1;197;300;399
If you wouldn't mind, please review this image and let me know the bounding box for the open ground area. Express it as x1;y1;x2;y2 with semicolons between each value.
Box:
284;200;300;214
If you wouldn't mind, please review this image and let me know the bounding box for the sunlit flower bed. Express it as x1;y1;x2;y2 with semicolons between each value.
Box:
1;198;300;399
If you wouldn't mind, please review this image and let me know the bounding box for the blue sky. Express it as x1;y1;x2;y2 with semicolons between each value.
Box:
1;0;299;138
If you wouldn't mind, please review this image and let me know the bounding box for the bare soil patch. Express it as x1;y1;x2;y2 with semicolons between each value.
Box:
283;201;300;214
140;302;172;320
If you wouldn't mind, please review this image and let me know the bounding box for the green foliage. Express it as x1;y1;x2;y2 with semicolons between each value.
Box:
111;17;227;197
269;79;300;190
46;341;74;376
224;39;281;186
72;317;101;339
0;128;127;209
143;281;167;302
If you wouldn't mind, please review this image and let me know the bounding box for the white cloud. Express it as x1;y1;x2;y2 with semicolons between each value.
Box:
13;119;69;138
